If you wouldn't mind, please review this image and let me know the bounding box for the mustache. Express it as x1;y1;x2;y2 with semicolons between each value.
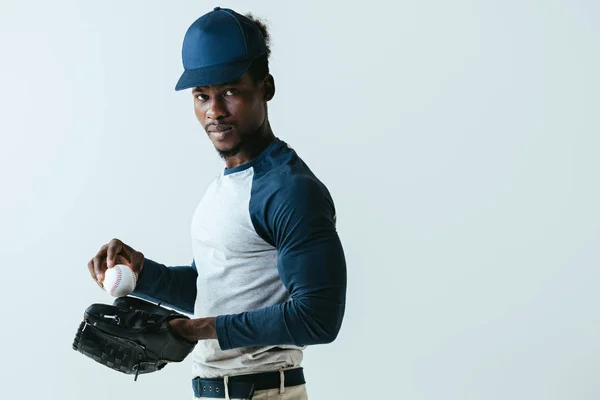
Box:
205;122;234;132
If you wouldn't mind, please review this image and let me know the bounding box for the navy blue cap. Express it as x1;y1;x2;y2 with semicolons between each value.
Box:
175;7;268;91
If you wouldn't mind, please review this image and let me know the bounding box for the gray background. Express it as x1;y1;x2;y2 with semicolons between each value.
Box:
1;0;599;398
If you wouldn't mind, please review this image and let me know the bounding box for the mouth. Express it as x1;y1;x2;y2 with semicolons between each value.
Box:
209;124;233;132
207;125;234;141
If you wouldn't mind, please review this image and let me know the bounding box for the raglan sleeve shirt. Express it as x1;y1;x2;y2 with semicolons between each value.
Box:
216;175;347;350
131;173;347;349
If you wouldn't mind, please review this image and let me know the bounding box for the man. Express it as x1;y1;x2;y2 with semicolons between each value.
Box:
88;7;346;400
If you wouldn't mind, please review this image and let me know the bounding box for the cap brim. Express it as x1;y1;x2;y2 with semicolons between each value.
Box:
175;59;252;91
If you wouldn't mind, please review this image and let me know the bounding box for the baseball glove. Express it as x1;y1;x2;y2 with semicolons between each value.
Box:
72;296;197;380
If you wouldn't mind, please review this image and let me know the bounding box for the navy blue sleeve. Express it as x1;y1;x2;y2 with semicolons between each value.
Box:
215;176;347;349
131;258;198;314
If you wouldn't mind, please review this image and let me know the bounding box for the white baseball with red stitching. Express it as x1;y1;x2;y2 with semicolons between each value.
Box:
103;264;137;297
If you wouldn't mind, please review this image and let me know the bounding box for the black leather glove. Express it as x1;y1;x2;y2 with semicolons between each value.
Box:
72;296;197;380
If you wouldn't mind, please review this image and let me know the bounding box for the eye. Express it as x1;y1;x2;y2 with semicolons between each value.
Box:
195;93;208;101
225;89;239;96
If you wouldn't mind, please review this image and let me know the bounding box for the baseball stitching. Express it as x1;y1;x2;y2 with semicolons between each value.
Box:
109;267;123;296
130;266;137;288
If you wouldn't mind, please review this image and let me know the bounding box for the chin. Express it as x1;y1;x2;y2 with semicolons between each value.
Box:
214;141;243;159
213;139;239;151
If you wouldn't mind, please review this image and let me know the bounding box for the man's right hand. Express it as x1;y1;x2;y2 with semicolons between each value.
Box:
87;238;144;289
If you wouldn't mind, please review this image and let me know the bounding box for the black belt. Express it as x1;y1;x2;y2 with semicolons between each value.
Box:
192;367;305;399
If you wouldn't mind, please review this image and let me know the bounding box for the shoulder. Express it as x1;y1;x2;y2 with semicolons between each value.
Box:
249;143;337;244
252;156;334;213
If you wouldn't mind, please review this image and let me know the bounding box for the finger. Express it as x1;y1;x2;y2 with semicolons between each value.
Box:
88;260;103;288
120;244;133;262
95;243;108;257
90;244;109;283
93;255;108;284
106;238;122;269
114;254;129;267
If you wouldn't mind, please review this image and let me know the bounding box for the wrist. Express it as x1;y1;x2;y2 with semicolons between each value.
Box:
197;317;217;340
191;317;217;340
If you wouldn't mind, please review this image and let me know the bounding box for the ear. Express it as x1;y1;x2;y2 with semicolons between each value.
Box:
263;74;275;101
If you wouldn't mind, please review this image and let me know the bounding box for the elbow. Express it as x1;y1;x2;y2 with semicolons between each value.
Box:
317;306;344;344
318;325;340;344
294;298;345;345
320;307;344;344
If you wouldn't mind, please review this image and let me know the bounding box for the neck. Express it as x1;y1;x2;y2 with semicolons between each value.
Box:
224;119;276;169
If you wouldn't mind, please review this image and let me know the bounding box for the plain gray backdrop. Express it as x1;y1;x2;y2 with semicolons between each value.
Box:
1;0;599;399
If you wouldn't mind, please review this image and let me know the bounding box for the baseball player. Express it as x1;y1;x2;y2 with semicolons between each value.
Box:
88;7;347;400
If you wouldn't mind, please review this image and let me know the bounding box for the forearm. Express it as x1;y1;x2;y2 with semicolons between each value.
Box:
215;293;345;350
131;258;198;314
173;295;344;347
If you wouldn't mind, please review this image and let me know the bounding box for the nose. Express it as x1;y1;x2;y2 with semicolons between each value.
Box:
206;95;229;120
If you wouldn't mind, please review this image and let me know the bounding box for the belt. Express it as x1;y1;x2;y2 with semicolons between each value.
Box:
192;367;305;399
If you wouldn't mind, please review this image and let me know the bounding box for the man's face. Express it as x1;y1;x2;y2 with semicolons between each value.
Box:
192;72;269;158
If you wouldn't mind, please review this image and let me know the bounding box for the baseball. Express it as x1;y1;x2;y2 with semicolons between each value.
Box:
103;264;137;297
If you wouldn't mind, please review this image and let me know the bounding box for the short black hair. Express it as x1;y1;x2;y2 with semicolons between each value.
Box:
245;14;271;83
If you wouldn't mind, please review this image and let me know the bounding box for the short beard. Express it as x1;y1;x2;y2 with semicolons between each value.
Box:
215;110;269;160
216;142;243;160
